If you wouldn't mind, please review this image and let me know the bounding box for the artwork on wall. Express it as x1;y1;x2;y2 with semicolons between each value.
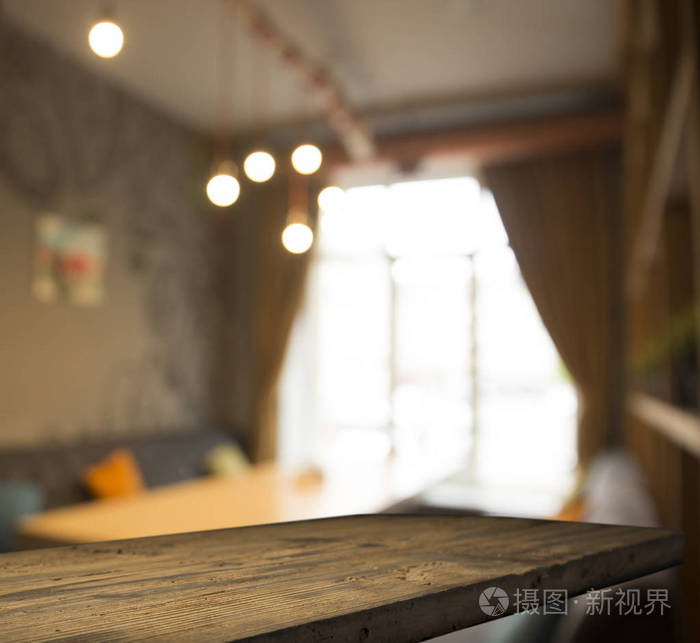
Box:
32;214;107;306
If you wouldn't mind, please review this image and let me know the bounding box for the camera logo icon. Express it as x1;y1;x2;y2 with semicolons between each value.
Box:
479;586;509;616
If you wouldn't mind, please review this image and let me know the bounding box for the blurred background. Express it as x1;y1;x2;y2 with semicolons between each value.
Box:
0;1;698;641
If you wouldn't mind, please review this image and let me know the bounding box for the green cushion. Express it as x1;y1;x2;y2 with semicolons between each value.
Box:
202;443;251;477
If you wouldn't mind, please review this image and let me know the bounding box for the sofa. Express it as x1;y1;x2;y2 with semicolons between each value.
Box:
0;428;240;510
0;427;245;550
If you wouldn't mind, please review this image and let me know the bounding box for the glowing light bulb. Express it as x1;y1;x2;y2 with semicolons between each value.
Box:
243;151;276;182
317;186;345;212
89;21;124;58
282;222;313;254
206;171;240;207
291;144;322;175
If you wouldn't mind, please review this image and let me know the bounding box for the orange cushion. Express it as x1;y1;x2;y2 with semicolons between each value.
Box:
552;497;586;522
83;449;144;499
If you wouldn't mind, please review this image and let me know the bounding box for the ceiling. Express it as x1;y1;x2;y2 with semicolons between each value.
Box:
2;0;620;137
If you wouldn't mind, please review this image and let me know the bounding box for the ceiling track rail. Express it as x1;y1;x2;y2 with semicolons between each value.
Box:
233;0;375;162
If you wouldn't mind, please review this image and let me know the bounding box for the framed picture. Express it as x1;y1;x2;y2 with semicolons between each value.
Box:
33;214;107;306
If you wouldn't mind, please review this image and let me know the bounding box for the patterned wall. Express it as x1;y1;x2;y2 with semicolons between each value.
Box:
0;23;221;445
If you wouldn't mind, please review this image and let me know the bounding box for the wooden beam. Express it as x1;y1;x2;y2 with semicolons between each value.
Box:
627;46;695;299
234;0;375;161
323;108;622;170
688;87;700;412
681;0;700;406
628;392;700;458
0;515;683;641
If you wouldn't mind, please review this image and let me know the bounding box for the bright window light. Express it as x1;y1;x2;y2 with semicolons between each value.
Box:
279;177;576;490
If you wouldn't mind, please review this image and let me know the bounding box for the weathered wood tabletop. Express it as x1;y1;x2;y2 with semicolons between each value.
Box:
0;515;683;642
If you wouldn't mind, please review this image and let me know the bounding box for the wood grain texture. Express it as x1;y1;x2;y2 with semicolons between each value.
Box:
0;515;683;642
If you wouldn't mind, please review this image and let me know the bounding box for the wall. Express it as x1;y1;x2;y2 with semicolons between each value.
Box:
0;24;221;446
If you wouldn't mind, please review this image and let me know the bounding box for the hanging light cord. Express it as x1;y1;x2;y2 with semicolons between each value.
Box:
214;0;236;163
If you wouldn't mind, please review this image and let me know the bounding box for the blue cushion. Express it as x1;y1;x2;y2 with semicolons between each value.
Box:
0;480;45;551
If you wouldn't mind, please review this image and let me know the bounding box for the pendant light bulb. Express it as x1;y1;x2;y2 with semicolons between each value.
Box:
282;220;313;254
282;208;314;255
89;21;124;58
317;186;345;213
206;162;240;207
291;144;322;175
243;151;276;183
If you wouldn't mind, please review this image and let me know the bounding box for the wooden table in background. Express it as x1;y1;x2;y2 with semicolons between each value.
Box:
0;514;683;642
16;457;457;546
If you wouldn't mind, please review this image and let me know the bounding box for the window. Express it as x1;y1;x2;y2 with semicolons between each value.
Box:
279;177;576;491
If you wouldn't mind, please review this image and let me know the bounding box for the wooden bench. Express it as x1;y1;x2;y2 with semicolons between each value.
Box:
0;514;683;641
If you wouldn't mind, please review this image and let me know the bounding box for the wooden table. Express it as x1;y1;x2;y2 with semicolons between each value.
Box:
16;457;456;546
0;515;682;642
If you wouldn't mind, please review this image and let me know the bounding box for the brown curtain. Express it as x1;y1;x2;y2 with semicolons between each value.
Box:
250;179;315;463
483;147;623;467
